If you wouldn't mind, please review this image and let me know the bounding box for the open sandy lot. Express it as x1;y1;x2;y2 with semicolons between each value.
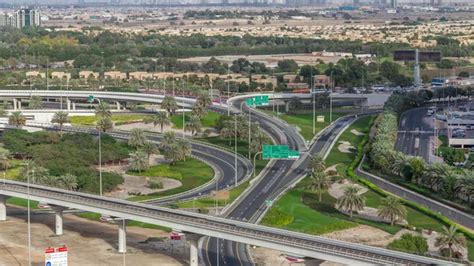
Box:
0;207;187;266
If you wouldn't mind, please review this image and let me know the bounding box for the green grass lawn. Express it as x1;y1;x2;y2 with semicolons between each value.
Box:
262;189;358;235
77;212;171;231
70;114;150;126
127;157;214;201
6;197;39;209
198;136;267;176
273;112;344;141
177;180;250;209
325;115;373;168
170;111;220;129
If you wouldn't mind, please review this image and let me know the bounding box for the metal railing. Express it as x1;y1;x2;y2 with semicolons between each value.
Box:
0;179;457;265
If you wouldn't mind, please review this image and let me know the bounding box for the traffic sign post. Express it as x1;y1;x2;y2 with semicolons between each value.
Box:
87;95;95;103
262;145;300;160
245;95;269;107
45;246;68;266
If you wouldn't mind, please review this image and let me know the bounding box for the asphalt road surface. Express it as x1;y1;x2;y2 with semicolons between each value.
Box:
395;107;434;162
204;99;359;266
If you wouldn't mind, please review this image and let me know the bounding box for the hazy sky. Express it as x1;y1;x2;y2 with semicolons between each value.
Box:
2;0;472;5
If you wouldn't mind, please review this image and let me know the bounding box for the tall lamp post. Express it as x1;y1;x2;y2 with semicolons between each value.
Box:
92;97;103;196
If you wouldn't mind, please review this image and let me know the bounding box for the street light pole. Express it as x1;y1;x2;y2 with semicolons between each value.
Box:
182;78;185;139
253;151;263;177
28;169;33;266
227;67;230;116
312;76;315;135
248;107;251;160
234;114;238;187
95;98;103;196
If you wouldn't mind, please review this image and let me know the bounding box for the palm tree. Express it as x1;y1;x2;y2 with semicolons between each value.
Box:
377;196;407;226
95;102;112;118
192;103;207;119
160;131;177;151
129;150;149;173
454;172;474;206
128;128;147;148
185;115;202;136
196;92;212;109
176;138;192;162
309;154;326;173
0;106;7;117
145;112;170;133
8;111;26;128
58;173;78;191
51;111;70;135
0;147;10;171
307;171;330;202
250;130;270;155
219;120;235;145
161;96;178;115
435;225;467;258
142;141;158;160
96;116;113;132
336;185;365;219
424;163;453;191
28;95;43;109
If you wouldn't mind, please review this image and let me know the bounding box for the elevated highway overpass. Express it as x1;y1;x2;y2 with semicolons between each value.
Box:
0;179;457;265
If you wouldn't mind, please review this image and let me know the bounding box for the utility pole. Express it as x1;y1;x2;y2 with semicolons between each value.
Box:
311;68;315;135
234;115;238;187
182;78;186;139
248;107;251;160
227;66;230;116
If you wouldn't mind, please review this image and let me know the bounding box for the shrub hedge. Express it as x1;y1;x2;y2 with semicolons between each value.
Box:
347;126;474;241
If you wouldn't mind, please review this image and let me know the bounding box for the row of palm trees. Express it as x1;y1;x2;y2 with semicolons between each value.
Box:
218;114;271;155
370;112;474;206
306;155;409;225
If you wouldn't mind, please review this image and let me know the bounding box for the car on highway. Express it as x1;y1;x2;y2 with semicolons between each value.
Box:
452;128;466;138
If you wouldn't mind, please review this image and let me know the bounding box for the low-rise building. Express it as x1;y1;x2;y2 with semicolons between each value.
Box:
283;74;304;83
25;71;45;79
51;71;71;80
104;71;127;80
79;71;100;80
313;75;332;89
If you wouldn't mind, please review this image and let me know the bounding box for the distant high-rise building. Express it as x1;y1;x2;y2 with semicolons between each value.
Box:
0;8;40;29
430;0;441;6
353;0;359;5
390;0;397;8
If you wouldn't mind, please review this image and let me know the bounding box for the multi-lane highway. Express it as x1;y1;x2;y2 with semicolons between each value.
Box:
395;107;434;162
204;95;362;265
0;90;462;265
0;121;253;207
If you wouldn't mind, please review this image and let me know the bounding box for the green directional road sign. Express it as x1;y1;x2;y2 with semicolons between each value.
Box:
245;95;269;107
254;95;269;106
265;200;273;207
245;98;254;106
263;145;300;160
87;95;95;103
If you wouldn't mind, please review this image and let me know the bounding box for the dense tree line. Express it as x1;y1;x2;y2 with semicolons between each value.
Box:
1;130;128;194
367;112;474;208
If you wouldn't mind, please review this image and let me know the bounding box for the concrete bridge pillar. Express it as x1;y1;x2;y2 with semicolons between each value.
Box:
0;195;8;221
285;101;290;113
186;233;201;266
17;99;21;110
67;99;71;111
12;99;17;110
116;101;121;110
72;102;76;111
118;219;127;253
50;205;66;235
